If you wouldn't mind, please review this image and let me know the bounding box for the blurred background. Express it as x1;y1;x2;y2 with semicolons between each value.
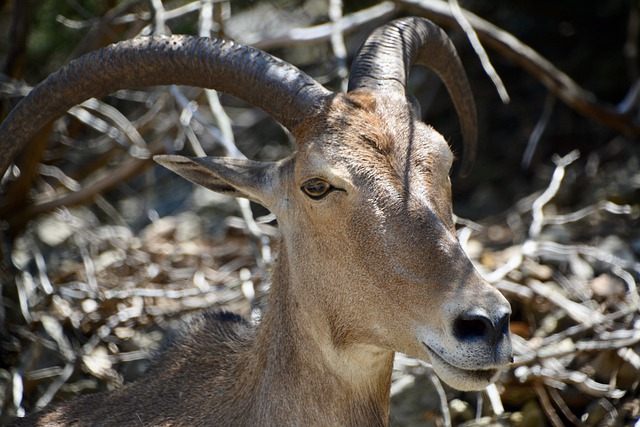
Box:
1;1;639;425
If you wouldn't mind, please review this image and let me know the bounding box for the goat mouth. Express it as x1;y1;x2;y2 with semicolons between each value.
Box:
421;342;501;391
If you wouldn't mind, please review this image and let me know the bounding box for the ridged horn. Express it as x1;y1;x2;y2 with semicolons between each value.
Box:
0;35;331;177
348;17;477;175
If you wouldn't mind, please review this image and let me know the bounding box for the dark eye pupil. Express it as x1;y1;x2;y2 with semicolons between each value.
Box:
302;179;332;199
308;182;327;194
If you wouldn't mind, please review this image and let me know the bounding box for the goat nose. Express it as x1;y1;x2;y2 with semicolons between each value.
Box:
453;307;510;346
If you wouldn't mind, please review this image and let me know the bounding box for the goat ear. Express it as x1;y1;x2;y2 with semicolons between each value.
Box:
154;155;276;206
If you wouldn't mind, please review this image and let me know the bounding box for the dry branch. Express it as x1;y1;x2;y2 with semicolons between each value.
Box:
396;0;640;137
244;3;397;50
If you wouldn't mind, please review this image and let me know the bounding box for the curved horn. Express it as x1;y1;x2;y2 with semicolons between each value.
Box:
348;17;477;175
0;35;331;177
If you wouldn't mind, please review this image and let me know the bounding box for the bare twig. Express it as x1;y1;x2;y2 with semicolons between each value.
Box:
547;386;582;426
14;143;164;225
33;363;75;410
484;383;504;416
527;279;603;325
132;2;202;35
533;382;564;427
75;235;99;295
448;0;509;103
12;368;25;418
149;0;168;35
529;150;580;239
514;330;640;368
329;0;349;92
522;94;555;169
523;240;640;274
37;165;81;192
28;235;54;295
518;365;625;399
540;306;639;348
421;361;452;427
199;0;215;37
611;265;640;310
617;79;640;114
543;200;631;225
484;252;523;284
75;98;147;149
248;3;397;50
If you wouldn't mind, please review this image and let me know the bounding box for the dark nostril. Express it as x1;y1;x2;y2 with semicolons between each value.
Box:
453;308;511;345
453;310;492;342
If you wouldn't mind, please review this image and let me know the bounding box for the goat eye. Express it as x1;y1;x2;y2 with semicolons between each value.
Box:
301;178;334;200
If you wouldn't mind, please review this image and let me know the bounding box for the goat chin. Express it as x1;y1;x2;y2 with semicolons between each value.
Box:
421;343;504;391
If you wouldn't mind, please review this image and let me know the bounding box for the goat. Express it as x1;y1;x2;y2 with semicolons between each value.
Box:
2;17;512;426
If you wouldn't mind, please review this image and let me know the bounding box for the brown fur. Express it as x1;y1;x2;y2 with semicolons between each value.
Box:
14;93;511;427
4;17;512;426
